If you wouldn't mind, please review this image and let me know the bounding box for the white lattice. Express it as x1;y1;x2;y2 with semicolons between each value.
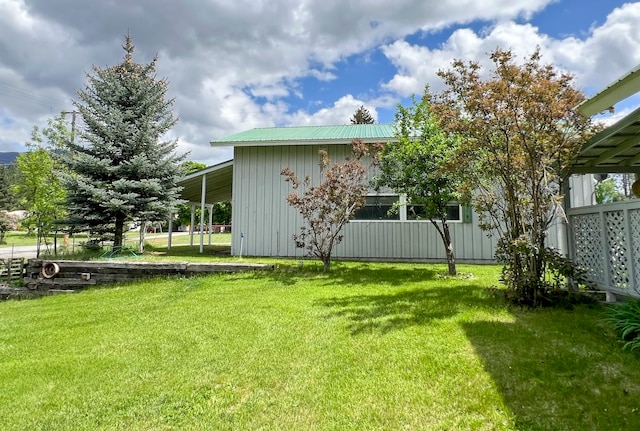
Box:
571;213;604;285
605;210;629;290
630;209;640;295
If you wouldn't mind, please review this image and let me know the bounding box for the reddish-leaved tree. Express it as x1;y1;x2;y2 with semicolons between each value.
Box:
281;140;375;272
434;48;599;305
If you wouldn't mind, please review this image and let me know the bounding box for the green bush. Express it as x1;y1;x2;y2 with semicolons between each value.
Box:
605;299;640;351
496;237;589;307
80;240;102;252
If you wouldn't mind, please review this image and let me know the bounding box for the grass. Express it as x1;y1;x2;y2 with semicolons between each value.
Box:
0;231;58;247
1;261;639;430
143;232;231;247
0;230;231;247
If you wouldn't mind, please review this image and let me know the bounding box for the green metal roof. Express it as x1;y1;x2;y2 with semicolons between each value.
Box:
576;63;640;117
571;62;640;174
211;124;396;147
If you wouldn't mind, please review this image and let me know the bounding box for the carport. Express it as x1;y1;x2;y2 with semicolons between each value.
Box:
171;160;233;253
568;65;640;300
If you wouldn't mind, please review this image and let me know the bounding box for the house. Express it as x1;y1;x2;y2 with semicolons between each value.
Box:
178;124;594;263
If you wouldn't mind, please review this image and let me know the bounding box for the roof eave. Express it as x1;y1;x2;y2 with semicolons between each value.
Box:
209;137;395;147
576;64;640;117
179;159;233;182
579;105;640;153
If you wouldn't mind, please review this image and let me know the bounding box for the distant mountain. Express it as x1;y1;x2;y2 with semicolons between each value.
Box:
0;152;20;165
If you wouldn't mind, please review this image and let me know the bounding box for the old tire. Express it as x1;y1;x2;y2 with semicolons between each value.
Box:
41;262;60;279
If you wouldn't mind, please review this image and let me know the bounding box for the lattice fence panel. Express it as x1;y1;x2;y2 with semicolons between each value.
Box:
605;210;629;290
571;213;604;286
630;209;640;295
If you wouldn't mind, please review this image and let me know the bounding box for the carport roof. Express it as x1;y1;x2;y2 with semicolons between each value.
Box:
572;106;640;174
572;64;640;174
178;160;233;204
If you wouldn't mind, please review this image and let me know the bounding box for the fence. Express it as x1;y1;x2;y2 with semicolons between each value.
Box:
568;200;640;300
0;258;26;285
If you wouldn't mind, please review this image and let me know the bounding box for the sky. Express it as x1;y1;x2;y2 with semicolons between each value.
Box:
1;0;640;166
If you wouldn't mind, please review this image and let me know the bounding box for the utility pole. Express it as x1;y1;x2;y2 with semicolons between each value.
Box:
62;110;79;143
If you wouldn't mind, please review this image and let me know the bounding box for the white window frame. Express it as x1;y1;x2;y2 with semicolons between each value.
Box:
405;201;463;223
352;193;463;223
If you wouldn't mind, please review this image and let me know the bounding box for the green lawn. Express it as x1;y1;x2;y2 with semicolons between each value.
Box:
144;232;231;247
0;231;230;250
1;262;638;430
0;231;59;247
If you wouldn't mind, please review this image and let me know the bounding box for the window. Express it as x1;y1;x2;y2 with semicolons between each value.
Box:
352;195;469;223
407;203;462;222
353;195;399;220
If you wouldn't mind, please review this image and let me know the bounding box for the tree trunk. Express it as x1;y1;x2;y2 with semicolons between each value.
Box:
138;221;146;254
322;256;331;272
441;221;456;276
431;218;457;276
114;216;124;247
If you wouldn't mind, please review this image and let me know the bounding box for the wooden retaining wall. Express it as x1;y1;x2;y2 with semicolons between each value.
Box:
23;259;274;292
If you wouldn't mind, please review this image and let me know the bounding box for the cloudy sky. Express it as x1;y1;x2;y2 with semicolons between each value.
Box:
1;0;640;165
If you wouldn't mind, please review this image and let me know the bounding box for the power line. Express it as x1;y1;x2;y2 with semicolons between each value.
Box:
0;82;69;113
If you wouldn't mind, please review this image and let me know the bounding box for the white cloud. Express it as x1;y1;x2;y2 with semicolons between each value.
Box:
381;23;551;96
285;95;378;126
3;0;640;167
381;3;640;101
559;2;640;92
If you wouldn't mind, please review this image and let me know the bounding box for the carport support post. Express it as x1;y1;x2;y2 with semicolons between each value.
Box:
199;174;207;254
189;204;196;246
208;204;214;245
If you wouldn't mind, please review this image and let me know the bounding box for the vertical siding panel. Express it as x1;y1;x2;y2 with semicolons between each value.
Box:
275;145;286;257
254;146;264;255
270;145;279;256
471;215;484;259
246;147;257;256
230;147;240;255
412;223;421;258
283;145;294;257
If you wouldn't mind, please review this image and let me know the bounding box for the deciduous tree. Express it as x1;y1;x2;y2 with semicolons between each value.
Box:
376;89;461;275
13;116;69;254
0;164;19;212
595;178;623;204
62;34;185;249
434;48;599;306
281;141;372;272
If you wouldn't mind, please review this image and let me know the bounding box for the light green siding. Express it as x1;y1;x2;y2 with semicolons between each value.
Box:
231;144;498;261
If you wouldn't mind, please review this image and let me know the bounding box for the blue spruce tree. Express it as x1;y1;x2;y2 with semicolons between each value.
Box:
62;34;185;248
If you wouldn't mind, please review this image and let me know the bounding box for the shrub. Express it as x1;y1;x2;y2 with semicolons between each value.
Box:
81;239;103;252
496;238;589;307
605;299;640;351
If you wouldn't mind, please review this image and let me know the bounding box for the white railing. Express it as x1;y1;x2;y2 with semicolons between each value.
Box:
568;200;640;299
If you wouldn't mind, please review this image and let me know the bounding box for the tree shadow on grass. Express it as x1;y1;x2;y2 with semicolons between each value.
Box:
148;244;232;257
315;283;496;335
462;317;640;430
247;261;443;287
